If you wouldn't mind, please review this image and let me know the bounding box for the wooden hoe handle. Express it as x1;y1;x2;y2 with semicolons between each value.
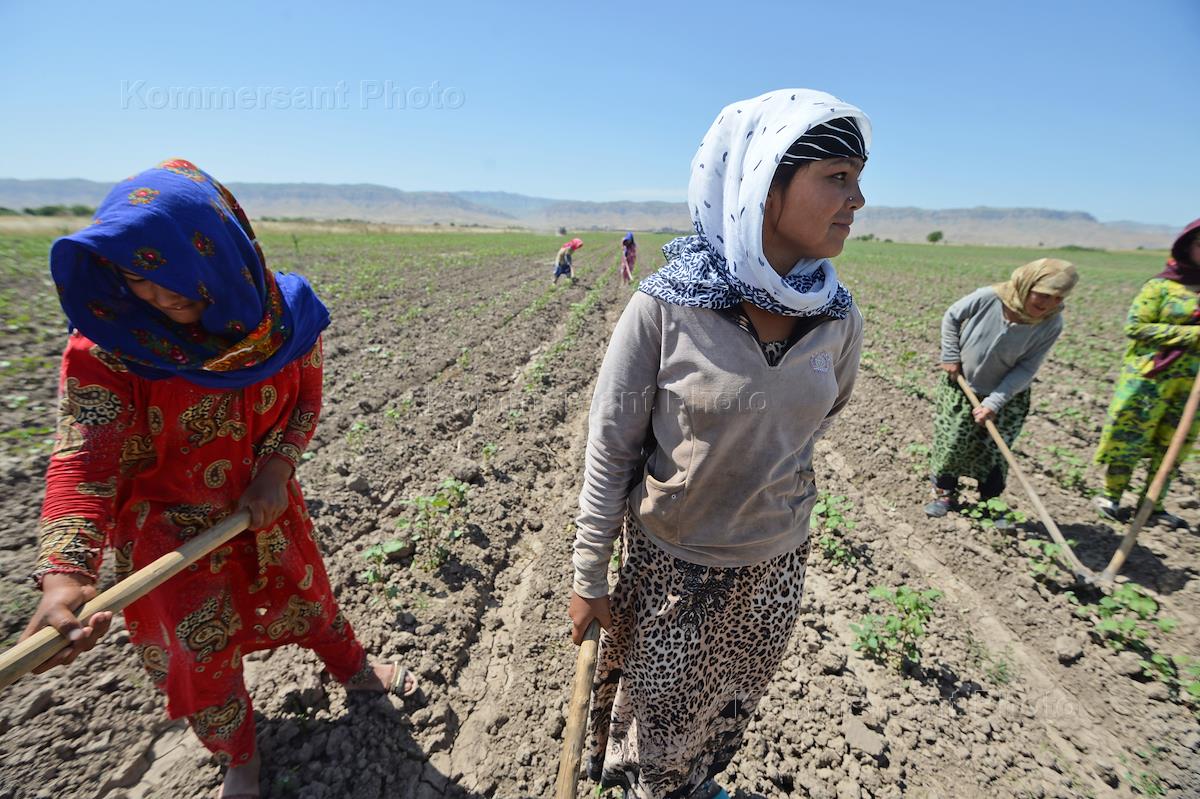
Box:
555;619;602;799
955;375;1094;582
0;510;251;692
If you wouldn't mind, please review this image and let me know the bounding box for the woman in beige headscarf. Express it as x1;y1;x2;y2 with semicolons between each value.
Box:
925;259;1079;526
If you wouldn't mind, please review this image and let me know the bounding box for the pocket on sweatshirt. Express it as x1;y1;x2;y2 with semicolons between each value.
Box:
637;472;685;543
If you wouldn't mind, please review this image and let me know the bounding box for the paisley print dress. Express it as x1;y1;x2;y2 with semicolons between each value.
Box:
34;332;363;763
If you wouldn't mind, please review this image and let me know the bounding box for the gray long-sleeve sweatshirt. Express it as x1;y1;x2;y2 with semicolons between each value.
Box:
940;287;1064;413
572;291;863;598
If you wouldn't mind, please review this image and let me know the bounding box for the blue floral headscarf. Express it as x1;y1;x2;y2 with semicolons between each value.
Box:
50;159;329;388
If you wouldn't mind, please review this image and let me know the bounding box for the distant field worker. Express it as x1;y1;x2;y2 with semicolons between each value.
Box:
554;237;584;284
570;89;869;799
19;160;415;799
1093;219;1200;529
926;259;1079;525
620;232;637;285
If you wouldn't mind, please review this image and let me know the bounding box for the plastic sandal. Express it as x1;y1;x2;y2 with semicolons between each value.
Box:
388;663;421;698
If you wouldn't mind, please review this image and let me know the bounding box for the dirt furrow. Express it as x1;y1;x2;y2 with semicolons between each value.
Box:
823;366;1200;797
435;269;631;798
828;449;1128;794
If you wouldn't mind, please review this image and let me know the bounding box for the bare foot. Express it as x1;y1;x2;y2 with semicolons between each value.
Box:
346;663;418;695
218;750;260;798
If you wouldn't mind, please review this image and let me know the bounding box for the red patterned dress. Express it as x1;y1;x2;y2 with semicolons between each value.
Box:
34;332;363;764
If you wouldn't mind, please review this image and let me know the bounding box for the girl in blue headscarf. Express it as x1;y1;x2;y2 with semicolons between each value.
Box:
19;160;415;798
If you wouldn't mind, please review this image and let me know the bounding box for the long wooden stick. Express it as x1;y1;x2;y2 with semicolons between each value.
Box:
1101;368;1200;581
554;619;601;799
955;375;1095;582
0;509;250;693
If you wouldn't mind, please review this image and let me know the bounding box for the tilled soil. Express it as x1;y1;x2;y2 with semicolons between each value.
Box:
0;233;1197;799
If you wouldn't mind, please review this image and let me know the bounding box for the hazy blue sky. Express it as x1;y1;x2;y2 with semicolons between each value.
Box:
1;0;1196;225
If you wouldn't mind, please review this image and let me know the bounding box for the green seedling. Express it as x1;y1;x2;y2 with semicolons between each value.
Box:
962;497;1025;530
396;478;471;571
1022;538;1077;584
1073;582;1200;709
811;493;860;567
851;585;943;671
345;420;370;451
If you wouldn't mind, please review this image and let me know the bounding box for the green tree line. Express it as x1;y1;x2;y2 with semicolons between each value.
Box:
0;204;96;217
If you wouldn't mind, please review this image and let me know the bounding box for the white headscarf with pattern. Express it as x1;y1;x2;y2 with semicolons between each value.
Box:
641;88;872;318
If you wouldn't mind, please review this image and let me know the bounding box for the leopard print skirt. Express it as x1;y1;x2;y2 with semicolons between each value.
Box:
586;515;810;799
929;379;1030;484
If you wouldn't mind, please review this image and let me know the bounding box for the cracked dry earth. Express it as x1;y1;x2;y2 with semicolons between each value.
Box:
0;231;1197;799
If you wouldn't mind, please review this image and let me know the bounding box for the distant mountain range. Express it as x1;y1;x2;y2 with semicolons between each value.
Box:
0;178;1177;249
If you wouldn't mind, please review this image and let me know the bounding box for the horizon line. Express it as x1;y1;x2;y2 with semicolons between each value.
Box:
0;175;1182;229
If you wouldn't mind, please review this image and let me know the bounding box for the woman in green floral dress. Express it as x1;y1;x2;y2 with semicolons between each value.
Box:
1094;219;1200;528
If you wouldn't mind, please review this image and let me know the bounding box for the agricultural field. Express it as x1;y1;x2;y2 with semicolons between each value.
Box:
0;227;1197;799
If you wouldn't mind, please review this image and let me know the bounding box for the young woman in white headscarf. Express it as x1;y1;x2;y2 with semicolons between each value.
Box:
567;89;870;799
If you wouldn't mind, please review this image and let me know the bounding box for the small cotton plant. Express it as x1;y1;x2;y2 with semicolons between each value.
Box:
360;478;471;576
398;477;471;570
1074;582;1174;651
962;497;1025;530
1071;582;1200;709
811;493;860;567
851;585;944;672
1022;538;1077;585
